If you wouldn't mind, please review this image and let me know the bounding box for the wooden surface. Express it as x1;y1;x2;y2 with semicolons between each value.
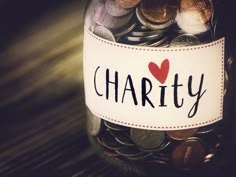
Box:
0;0;236;177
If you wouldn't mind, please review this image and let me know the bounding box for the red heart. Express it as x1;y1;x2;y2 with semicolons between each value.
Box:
148;59;169;84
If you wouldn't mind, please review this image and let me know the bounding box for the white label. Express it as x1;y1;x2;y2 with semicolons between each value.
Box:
83;28;224;130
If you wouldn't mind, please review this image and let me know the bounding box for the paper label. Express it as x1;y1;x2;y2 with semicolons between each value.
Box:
83;28;224;130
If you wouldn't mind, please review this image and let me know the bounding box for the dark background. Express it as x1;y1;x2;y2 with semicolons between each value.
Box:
0;0;235;177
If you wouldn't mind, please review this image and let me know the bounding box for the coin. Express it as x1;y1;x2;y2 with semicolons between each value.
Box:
108;130;135;146
105;0;133;17
170;34;201;47
94;26;116;42
115;147;145;157
97;131;125;150
166;128;198;140
140;140;171;152
140;0;178;24
126;153;151;160
172;138;205;170
177;0;213;35
180;0;213;24
84;0;98;32
159;44;169;48
136;40;151;46
94;2;134;29
158;40;170;47
115;0;141;9
148;36;168;47
138;25;150;31
130;128;165;150
113;22;136;38
135;35;169;47
130;29;167;37
136;7;175;30
104;120;129;131
125;32;164;42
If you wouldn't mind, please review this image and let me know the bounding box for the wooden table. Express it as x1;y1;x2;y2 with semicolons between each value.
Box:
0;0;236;177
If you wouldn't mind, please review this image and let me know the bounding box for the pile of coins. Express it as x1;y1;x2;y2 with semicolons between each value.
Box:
85;0;227;171
85;0;230;90
87;109;222;171
85;0;216;47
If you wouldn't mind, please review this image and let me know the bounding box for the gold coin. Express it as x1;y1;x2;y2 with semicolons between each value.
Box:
166;128;198;140
140;0;178;24
180;0;213;24
115;0;141;9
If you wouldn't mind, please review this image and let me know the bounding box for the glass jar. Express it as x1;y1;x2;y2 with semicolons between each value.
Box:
83;0;235;176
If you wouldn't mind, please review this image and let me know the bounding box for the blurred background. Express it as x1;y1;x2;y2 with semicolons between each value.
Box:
0;0;92;177
0;0;235;177
0;0;86;119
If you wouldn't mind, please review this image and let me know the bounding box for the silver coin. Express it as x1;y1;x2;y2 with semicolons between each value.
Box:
148;36;168;47
94;25;116;42
108;130;135;146
136;36;168;47
159;41;170;47
97;132;125;150
136;7;175;30
104;120;129;131
113;22;136;38
136;40;151;46
94;2;134;29
130;128;165;150
130;29;167;37
84;1;99;32
115;147;144;157
125;33;164;42
139;140;171;153
105;0;133;17
86;108;101;136
126;153;151;160
170;34;201;47
138;25;150;31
